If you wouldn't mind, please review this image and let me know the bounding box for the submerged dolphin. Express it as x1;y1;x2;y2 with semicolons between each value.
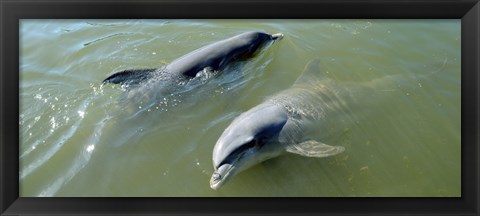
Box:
102;31;284;86
210;59;347;190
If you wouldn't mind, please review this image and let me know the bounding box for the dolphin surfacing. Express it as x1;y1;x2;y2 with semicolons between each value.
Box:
102;31;284;86
210;59;346;190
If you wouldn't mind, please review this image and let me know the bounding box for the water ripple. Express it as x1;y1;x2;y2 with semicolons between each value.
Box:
83;33;134;47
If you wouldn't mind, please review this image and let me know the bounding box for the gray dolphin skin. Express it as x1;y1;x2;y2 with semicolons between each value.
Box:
210;59;346;190
102;31;284;86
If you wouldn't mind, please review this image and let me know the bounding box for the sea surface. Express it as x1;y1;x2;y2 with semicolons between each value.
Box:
19;19;461;197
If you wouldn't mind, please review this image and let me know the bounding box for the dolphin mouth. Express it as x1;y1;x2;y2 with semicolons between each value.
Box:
271;33;284;40
210;163;237;190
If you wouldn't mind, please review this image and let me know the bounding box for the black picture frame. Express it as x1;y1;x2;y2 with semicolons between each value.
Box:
1;0;479;215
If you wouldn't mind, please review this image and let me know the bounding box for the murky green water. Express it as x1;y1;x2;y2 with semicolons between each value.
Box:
19;20;460;197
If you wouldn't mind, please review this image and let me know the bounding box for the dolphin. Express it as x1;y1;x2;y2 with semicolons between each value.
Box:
210;59;347;190
101;31;283;112
102;31;284;86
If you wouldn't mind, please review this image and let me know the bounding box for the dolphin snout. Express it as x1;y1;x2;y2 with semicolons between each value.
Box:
210;172;223;190
271;33;284;40
210;163;236;190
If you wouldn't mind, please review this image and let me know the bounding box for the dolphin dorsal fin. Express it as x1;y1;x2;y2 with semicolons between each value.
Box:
286;139;345;158
293;58;326;85
102;68;157;86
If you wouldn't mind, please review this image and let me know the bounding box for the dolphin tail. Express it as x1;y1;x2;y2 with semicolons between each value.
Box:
102;68;157;85
366;57;449;92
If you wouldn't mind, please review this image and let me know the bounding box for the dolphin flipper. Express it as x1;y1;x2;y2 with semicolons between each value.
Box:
102;68;157;85
286;140;345;158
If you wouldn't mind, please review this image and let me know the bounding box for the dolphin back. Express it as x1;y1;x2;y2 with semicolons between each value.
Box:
166;31;277;77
